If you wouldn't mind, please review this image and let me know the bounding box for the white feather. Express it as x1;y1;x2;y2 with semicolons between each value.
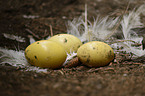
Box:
67;17;85;39
0;47;48;73
0;47;28;67
3;33;25;42
25;66;48;73
120;42;145;57
136;4;145;15
63;51;77;66
89;16;119;41
67;16;119;42
121;7;144;40
118;4;145;57
23;15;39;19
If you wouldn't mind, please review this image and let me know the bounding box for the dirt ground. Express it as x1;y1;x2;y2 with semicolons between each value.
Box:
0;0;145;96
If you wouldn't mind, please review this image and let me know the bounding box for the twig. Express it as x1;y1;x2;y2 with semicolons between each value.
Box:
25;29;40;39
50;25;53;36
41;29;50;38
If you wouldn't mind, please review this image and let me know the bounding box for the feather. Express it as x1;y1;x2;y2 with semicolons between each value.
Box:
120;42;145;57
90;16;119;41
63;51;77;66
0;47;48;73
121;7;144;40
118;4;145;57
3;33;25;42
23;15;39;19
0;47;28;67
67;15;119;42
67;17;85;40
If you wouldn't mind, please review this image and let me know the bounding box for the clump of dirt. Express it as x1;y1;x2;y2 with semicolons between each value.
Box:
0;0;145;96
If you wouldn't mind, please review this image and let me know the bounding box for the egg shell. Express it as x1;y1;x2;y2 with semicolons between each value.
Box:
48;34;82;53
25;40;67;69
77;41;114;67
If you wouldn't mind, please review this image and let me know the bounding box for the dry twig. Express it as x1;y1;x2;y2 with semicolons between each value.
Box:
25;29;40;39
50;25;53;36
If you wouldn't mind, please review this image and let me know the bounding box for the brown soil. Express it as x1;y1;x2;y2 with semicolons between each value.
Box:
0;0;145;96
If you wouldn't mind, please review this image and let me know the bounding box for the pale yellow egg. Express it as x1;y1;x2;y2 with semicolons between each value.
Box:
77;41;114;67
48;34;82;53
25;40;67;69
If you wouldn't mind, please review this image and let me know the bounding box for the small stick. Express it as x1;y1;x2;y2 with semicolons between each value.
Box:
25;29;40;39
41;29;49;38
49;25;53;36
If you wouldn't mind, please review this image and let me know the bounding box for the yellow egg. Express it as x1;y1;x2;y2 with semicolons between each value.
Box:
48;34;82;53
25;40;67;69
77;41;114;67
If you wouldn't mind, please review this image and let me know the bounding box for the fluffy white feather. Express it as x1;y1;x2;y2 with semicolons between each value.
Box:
121;9;144;40
3;33;25;42
63;51;77;66
67;17;85;40
0;47;28;67
118;4;145;57
25;66;48;73
120;42;145;57
67;16;119;42
0;47;48;72
67;4;120;42
88;16;119;41
23;15;39;19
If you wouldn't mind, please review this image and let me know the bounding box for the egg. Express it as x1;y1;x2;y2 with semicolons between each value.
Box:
25;40;67;69
48;34;82;53
77;41;114;67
